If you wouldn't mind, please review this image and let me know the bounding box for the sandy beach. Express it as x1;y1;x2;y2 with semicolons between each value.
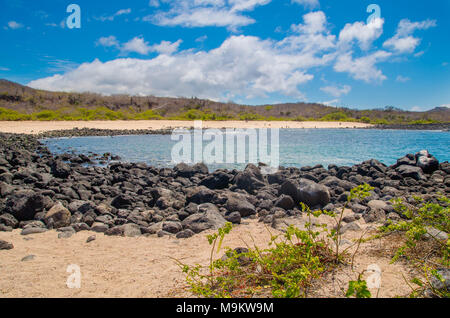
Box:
0;120;372;134
0;218;412;298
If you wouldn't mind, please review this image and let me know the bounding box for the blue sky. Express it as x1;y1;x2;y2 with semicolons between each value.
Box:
0;0;449;111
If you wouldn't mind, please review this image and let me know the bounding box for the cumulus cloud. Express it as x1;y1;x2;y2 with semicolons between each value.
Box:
383;19;436;54
96;36;120;48
30;34;321;99
29;10;434;100
338;17;384;50
144;0;271;31
334;50;391;83
320;85;351;97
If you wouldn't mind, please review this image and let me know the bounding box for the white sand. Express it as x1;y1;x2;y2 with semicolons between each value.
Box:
0;120;372;134
0;217;412;298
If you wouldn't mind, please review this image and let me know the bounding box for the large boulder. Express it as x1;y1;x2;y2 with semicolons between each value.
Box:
44;202;71;228
415;150;439;174
199;171;232;189
279;179;330;208
111;194;134;209
226;194;256;217
234;164;266;193
186;186;216;204
182;203;226;233
51;160;71;178
396;165;426;181
6;190;44;221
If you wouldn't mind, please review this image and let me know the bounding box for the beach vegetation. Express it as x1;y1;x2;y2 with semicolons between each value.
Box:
177;184;375;298
373;195;449;298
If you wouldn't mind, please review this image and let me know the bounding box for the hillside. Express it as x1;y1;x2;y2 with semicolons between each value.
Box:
1;79;449;123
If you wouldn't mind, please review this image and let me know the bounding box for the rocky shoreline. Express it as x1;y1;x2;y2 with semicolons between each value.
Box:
0;132;449;241
373;123;450;131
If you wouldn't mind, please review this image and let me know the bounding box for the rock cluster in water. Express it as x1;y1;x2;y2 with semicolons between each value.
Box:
0;132;449;239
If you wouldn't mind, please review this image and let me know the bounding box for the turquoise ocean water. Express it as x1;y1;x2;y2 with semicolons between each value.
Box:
41;129;450;170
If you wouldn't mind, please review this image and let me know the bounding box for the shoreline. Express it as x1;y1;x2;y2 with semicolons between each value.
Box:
0;120;372;135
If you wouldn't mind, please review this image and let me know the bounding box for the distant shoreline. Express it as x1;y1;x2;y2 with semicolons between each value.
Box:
0;120;372;135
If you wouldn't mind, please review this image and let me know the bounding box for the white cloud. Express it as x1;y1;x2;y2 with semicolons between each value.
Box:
334;50;391;83
30;34;319;99
383;19;436;54
29;10;434;101
121;37;152;55
97;36;120;48
7;21;23;29
396;75;410;83
338;18;384;50
292;0;320;9
440;104;450;108
97;36;183;56
150;39;183;55
0;67;10;71
144;0;271;31
321;85;351;97
96;8;132;22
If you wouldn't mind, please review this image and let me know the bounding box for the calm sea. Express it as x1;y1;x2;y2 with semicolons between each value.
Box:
41;129;450;170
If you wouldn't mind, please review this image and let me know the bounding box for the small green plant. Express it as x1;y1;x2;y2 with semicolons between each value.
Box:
300;184;374;263
346;274;372;298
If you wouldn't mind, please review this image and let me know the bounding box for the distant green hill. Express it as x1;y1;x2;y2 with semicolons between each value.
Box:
0;79;449;123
